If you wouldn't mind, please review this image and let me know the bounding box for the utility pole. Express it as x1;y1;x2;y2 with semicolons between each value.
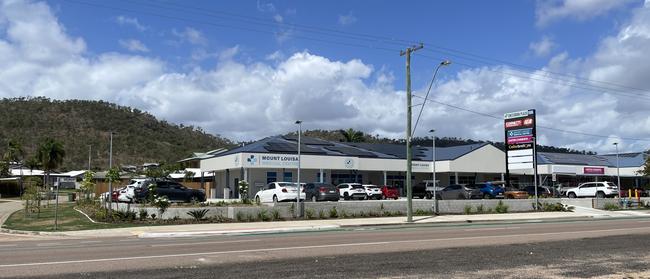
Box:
108;132;113;216
401;43;423;223
88;145;92;171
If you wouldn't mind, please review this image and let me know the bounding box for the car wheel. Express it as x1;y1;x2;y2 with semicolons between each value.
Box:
189;195;199;203
426;193;433;199
272;195;278;203
458;194;465;200
344;193;350;200
596;191;605;199
255;196;261;203
568;192;577;199
381;194;386;200
483;193;491;199
311;195;317;202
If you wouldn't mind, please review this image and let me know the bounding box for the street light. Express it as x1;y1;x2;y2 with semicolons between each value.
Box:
295;120;302;218
614;142;621;196
406;59;451;223
429;129;438;214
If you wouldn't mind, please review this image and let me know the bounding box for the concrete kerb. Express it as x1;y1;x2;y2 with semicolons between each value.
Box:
138;225;341;238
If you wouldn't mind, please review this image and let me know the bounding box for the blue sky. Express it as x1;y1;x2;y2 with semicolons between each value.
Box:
1;0;649;153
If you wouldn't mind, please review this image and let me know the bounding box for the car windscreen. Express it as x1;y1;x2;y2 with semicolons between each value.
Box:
351;185;364;189
277;183;294;187
606;182;617;187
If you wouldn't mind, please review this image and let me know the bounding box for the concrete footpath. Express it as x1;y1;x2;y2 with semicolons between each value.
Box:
0;199;23;226
52;211;602;238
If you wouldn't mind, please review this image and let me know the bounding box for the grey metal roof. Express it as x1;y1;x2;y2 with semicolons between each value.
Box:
537;152;614;167
348;142;489;161
600;152;647;168
211;136;491;161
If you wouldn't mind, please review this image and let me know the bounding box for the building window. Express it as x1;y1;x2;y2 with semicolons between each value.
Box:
283;172;293;182
457;176;475;185
331;173;362;185
266;172;277;184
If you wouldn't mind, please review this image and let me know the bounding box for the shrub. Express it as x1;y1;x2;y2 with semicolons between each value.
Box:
271;209;281;220
604;203;620;211
318;209;326;219
138;209;149;220
464;205;473;215
236;211;245;222
383;211;393;217
538;202;571;212
341;210;349;218
415;209;430;216
475;204;485;213
150;213;157;220
305;208;315;219
113;210;136;221
495;201;509;213
257;209;270;221
329;207;338;218
152;195;170;217
187;209;210;220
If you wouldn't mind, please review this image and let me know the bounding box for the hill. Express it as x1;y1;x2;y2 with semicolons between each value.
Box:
0;97;234;171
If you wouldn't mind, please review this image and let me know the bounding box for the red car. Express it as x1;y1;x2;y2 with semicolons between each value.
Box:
380;186;400;200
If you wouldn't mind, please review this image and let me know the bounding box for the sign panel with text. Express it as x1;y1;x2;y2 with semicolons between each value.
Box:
505;109;536;172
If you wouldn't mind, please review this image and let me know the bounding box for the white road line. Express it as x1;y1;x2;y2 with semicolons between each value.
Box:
637;220;650;223
2;226;649;268
36;243;62;247
463;227;521;232
0;244;18;248
79;241;102;244
150;239;260;248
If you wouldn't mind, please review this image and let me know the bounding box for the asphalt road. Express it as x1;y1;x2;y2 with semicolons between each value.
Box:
2;218;650;278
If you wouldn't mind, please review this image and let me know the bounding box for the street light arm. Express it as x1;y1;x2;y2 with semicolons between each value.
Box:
412;61;450;138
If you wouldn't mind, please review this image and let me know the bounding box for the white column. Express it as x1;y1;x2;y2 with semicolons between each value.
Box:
455;172;459;184
383;171;387;186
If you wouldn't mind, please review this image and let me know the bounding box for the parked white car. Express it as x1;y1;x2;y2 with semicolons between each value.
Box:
117;179;149;203
362;184;382;200
338;183;367;200
254;182;305;203
565;182;619;198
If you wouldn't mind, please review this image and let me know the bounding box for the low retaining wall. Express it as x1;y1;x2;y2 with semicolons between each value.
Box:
112;198;565;220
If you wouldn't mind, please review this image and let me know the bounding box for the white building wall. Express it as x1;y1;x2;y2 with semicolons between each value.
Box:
449;145;506;173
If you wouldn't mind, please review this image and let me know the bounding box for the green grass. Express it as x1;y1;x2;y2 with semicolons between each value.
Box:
3;203;139;231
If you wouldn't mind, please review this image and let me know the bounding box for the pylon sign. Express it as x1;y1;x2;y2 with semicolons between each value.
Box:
504;109;536;170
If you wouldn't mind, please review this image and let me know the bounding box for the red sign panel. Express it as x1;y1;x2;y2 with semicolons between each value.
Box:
507;135;533;144
583;167;605;175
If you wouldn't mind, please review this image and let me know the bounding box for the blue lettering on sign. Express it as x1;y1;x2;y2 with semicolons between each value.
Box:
507;128;533;138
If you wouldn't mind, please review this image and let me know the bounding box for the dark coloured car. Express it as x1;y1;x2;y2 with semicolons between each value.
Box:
135;180;206;203
523;186;553;198
305;182;339;202
412;183;427;199
436;184;482;200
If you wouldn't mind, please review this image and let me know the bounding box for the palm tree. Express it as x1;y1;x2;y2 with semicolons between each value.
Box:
4;140;25;195
339;128;366;143
37;138;65;189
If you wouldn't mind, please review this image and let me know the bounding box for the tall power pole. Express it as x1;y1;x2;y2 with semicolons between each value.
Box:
400;43;423;223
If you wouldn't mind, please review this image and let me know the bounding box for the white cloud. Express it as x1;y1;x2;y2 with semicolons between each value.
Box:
119;39;149;52
2;0;650;154
172;27;207;46
338;11;357;26
273;14;283;23
115;16;147;32
256;0;276;13
536;0;636;26
529;36;555;56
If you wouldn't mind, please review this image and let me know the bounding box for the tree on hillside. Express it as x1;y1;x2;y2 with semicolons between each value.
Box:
37;138;65;188
339;128;366;142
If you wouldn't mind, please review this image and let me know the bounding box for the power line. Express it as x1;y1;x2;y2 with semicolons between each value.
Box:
68;0;650;99
411;94;650;142
415;53;650;102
